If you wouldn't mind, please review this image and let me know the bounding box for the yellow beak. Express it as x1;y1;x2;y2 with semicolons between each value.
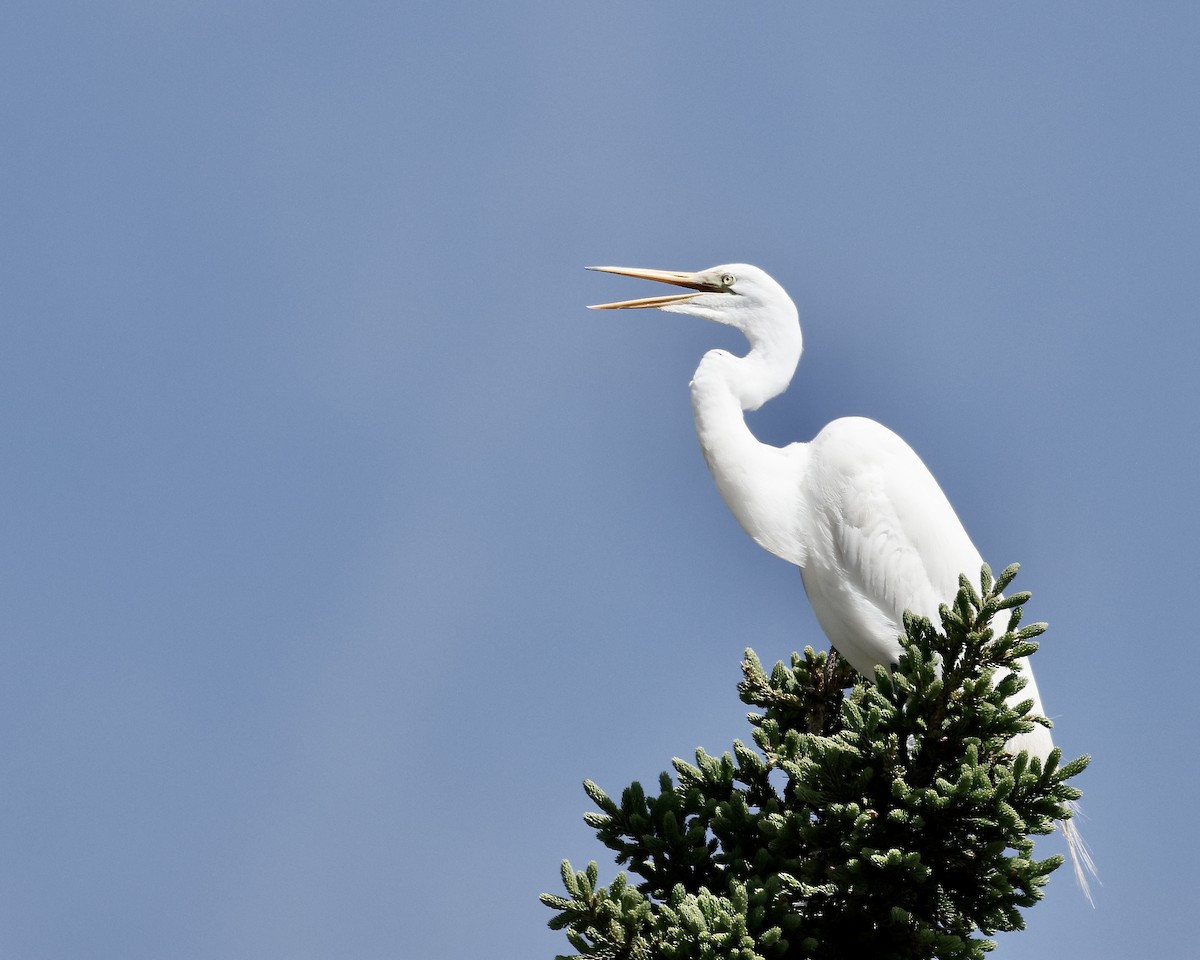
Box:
586;266;722;310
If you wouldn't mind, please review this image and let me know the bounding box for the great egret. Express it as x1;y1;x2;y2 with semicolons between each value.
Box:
588;262;1094;897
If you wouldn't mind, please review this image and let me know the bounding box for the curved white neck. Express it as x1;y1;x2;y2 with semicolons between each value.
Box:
688;323;808;562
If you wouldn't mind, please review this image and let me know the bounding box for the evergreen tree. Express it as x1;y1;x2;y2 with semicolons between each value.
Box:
541;565;1089;960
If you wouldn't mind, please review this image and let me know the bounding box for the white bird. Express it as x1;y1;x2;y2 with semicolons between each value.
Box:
589;262;1094;897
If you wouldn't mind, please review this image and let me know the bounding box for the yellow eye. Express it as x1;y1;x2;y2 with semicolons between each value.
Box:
720;273;736;287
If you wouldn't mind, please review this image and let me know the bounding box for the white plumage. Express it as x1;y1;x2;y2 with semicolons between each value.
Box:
590;262;1094;897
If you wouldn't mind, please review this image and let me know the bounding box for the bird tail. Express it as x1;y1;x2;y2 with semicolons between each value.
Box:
1061;800;1098;906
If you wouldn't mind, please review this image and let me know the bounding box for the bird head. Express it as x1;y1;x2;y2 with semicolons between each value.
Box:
587;263;797;340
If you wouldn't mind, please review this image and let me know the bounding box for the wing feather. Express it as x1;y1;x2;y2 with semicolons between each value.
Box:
798;418;982;675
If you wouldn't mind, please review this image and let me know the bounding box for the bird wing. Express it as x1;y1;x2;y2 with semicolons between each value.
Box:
801;418;983;673
836;465;945;622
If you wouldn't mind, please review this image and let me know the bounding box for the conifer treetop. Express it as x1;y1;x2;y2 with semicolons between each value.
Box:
542;565;1089;960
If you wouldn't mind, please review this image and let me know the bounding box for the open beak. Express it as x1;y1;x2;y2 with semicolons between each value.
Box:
586;266;722;310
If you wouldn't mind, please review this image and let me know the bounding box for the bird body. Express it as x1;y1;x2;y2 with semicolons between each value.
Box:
590;262;1091;893
690;346;1053;758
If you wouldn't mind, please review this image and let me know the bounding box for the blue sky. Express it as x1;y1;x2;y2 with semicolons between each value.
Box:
2;2;1197;957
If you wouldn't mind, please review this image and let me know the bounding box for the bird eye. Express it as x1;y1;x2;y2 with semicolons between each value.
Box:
720;273;736;287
